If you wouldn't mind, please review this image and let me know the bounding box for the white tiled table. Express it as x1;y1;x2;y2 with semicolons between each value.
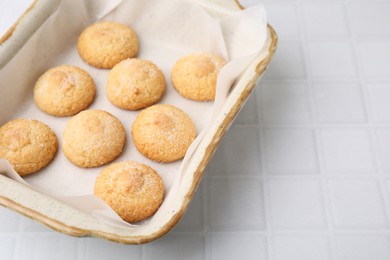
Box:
1;0;390;259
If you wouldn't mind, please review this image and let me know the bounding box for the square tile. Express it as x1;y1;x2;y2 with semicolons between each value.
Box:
358;41;390;77
18;234;78;260
336;236;390;260
303;3;349;38
259;82;312;124
367;83;390;123
0;207;20;232
273;236;331;260
84;237;141;259
234;91;258;124
0;236;15;260
264;41;306;79
320;129;376;174
264;128;318;174
174;183;204;231
349;3;390;36
208;178;265;230
265;3;300;38
375;129;390;172
307;42;357;78
209;234;268;260
328;180;388;229
268;180;326;229
313;82;367;123
145;234;204;260
208;126;261;176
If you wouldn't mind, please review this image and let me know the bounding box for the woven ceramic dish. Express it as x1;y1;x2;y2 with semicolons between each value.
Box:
0;0;277;244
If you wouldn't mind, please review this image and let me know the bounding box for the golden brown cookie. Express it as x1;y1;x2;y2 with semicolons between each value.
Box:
106;59;166;110
62;110;125;168
171;53;226;101
34;65;95;116
77;21;139;69
0;119;57;176
94;161;164;223
132;104;196;163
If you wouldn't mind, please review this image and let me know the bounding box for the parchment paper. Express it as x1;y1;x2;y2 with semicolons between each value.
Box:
0;0;267;227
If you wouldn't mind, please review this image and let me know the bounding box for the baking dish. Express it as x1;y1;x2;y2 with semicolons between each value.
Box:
0;0;277;244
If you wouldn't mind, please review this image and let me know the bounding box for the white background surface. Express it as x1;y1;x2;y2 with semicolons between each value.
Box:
1;0;390;259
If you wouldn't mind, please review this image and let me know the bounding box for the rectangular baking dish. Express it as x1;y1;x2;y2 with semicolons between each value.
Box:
0;0;277;244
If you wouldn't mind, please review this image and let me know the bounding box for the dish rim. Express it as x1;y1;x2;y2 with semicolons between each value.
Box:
0;0;278;244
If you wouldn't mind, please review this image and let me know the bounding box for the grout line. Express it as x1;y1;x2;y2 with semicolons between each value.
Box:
205;233;211;260
209;174;390;180
343;0;390;228
203;229;390;235
197;182;206;234
345;0;390;4
140;243;145;260
201;179;208;229
202;179;211;260
201;235;211;260
249;89;260;127
256;85;266;128
174;229;390;235
295;0;341;259
77;237;85;260
262;180;274;260
262;78;390;84
12;215;24;260
377;177;390;227
248;85;273;258
267;235;275;260
255;87;273;259
235;123;390;128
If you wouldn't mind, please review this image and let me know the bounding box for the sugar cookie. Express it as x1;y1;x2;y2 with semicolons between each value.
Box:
34;65;95;116
62;110;125;168
106;59;166;110
132;104;196;163
0;119;57;176
94;161;164;223
77;21;139;69
171;53;226;101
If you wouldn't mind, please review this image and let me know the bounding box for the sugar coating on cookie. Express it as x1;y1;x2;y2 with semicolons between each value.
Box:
171;53;226;101
62;110;125;168
0;119;57;176
106;59;166;110
94;161;164;223
34;65;95;116
77;21;139;69
132;104;196;163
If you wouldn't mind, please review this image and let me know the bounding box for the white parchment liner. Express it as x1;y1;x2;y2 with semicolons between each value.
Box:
0;0;267;228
